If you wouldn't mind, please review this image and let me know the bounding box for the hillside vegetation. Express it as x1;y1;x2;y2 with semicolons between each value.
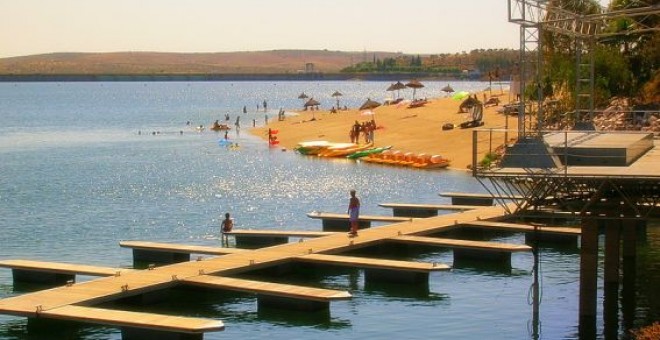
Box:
0;50;402;75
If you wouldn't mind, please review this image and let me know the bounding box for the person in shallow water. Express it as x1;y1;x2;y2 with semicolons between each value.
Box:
221;212;234;246
347;190;360;237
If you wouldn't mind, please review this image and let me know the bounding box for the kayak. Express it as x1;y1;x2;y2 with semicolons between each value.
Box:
319;143;373;157
294;141;330;155
347;145;392;159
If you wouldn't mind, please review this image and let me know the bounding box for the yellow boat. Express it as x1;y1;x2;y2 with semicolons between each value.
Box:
319;143;374;157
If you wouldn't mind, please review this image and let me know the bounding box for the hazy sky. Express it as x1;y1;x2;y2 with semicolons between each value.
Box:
0;0;611;58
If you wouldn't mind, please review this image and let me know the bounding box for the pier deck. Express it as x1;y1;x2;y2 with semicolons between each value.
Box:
0;205;511;337
306;212;412;231
378;203;483;217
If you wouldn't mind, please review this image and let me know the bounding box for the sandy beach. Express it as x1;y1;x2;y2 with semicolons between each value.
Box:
252;91;519;170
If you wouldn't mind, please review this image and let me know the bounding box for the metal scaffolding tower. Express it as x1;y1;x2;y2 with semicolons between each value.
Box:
507;0;660;134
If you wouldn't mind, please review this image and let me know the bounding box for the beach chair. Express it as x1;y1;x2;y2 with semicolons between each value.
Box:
459;104;484;129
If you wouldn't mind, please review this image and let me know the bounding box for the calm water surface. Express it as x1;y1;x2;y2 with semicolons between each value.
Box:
0;81;657;339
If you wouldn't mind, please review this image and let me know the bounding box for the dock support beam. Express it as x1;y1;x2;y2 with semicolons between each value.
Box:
322;220;370;232
12;270;74;286
452;249;512;267
122;327;203;340
391;208;438;218
235;236;289;248
621;219;638;331
132;249;190;265
524;232;578;247
364;269;429;284
603;220;621;339
257;294;329;312
578;218;598;339
451;197;493;206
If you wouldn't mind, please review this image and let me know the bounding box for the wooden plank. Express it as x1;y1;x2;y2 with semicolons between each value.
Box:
43;305;224;333
389;235;532;252
0;260;133;277
183;275;351;302
119;241;248;255
306;212;412;223
294;253;449;272
439;191;524;200
378;203;484;211
224;230;336;238
464;221;582;235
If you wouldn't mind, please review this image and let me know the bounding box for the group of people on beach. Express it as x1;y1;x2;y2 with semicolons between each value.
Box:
220;189;361;245
329;105;349;114
350;120;376;144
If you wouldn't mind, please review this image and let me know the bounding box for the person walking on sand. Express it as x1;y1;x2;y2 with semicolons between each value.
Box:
220;212;234;246
347;190;360;236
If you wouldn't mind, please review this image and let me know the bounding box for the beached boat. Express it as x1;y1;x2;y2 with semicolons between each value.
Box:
362;151;450;169
346;145;392;159
317;143;359;157
294;141;331;155
412;154;450;169
319;143;374;157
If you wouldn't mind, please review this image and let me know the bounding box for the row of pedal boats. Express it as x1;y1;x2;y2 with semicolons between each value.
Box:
294;141;450;169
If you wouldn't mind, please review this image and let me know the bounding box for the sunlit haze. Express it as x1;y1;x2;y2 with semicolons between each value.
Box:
1;0;614;58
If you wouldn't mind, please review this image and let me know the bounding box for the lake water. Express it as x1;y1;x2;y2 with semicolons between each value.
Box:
0;81;657;339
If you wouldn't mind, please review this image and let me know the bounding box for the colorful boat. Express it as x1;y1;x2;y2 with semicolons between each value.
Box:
362;150;450;169
319;143;374;157
317;143;359;157
294;141;330;155
346;145;392;159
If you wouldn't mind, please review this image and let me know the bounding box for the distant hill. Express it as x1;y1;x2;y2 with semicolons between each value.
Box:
0;50;405;75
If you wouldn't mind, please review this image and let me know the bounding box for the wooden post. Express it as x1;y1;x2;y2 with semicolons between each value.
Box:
603;219;621;339
578;218;598;339
604;220;621;285
621;219;638;331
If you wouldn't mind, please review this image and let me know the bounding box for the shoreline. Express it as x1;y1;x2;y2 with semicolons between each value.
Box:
250;92;518;171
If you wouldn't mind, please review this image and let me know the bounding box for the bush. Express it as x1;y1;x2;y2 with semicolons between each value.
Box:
631;322;660;340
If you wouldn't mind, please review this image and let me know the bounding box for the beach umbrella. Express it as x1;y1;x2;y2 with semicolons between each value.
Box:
359;98;381;111
441;84;454;95
452;91;470;101
304;98;320;107
331;91;343;109
304;98;321;120
385;83;396;99
392;81;406;98
405;79;424;100
298;92;309;105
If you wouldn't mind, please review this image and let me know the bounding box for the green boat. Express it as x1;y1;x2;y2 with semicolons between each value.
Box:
347;146;392;159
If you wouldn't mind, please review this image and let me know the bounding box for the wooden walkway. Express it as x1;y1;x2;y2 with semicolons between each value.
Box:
0;204;513;337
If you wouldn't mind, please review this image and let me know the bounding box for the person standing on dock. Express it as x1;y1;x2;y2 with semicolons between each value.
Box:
348;190;360;237
220;212;234;246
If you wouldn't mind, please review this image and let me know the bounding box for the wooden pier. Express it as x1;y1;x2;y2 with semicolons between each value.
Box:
1;204;522;339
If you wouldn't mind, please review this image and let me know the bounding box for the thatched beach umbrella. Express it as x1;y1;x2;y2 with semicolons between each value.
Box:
441;84;454;95
304;98;320;107
304;97;321;119
359;98;381;111
405;79;425;100
331;91;343;109
298;92;309;105
392;81;406;99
